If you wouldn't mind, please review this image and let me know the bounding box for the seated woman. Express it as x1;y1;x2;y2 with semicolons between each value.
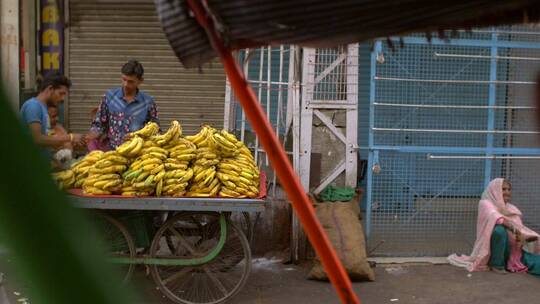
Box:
448;178;540;275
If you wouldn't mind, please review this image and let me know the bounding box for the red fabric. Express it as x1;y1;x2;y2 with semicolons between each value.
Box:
67;171;267;199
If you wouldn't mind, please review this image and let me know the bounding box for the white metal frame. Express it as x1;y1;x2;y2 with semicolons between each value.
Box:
299;44;359;195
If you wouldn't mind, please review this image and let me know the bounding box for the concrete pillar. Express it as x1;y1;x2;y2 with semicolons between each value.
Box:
1;0;20;110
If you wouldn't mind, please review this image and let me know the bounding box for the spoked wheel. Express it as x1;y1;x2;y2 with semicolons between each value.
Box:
150;212;251;304
88;212;136;284
165;212;252;252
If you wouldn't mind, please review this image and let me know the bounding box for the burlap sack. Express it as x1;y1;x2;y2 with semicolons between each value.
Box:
308;193;375;281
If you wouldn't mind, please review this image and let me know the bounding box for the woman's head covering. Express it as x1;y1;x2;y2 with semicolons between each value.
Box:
481;178;519;216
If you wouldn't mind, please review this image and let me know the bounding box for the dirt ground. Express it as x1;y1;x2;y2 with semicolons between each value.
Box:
3;256;540;304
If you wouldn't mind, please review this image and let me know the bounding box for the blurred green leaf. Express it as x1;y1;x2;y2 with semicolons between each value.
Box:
0;85;138;303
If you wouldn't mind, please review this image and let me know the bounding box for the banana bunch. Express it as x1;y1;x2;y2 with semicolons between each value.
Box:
70;150;104;188
185;126;222;197
121;146;168;196
82;151;129;195
213;130;244;158
217;154;260;198
186;165;221;197
185;125;218;149
126;121;159;139
116;135;144;158
161;167;194;196
153;120;181;146
51;169;76;190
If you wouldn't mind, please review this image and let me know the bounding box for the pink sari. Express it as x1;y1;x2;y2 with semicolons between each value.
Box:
448;178;540;272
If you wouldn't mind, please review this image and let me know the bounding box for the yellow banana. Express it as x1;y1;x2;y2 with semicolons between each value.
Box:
174;154;196;161
142;147;169;155
117;137;139;155
102;155;129;164
156;179;163;196
202;170;216;187
135;171;150;182
150;164;165;175
223;180;237;189
220;130;238;143
238;177;253;186
164;163;188;170
140;152;167;161
154;170;166;182
103;179;122;190
142;163;160;172
128;137;144;157
144;175;155;187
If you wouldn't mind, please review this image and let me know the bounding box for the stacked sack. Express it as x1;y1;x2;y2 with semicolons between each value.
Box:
70;150;104;188
161;138;196;197
214;130;260;198
185;125;221;197
83;151;129;195
120;121;180;196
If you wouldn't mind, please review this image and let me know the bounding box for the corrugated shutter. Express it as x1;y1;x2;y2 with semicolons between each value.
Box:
66;0;225;135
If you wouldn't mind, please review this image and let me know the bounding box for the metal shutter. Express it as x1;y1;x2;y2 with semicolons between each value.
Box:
65;0;225;135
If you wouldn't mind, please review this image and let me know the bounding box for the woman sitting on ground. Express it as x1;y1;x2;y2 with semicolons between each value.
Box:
448;178;540;275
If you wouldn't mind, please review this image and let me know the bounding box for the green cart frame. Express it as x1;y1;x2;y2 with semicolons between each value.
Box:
70;195;266;304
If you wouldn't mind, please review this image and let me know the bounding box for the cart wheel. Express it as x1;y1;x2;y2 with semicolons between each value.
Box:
89;212;136;284
150;212;251;304
165;212;251;253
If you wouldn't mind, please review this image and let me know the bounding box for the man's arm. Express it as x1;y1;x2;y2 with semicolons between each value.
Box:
87;97;109;140
147;100;161;129
29;122;74;147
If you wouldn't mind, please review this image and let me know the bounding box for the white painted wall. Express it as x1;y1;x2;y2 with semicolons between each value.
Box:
1;0;20;110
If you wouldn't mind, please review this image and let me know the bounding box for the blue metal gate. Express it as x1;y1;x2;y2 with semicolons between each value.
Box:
366;26;540;256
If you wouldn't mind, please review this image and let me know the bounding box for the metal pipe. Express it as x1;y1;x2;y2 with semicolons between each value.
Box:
372;127;540;134
434;52;540;61
274;45;285;197
428;154;540;160
375;76;535;85
240;49;250;142
374;102;535;110
266;46;271;167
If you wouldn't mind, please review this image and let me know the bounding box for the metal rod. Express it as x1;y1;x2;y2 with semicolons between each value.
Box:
434;52;540;61
428;154;540;160
274;45;285;197
266;46;271;167
374;102;535;110
254;47;265;166
240;49;249;142
375;76;535;85
372;127;540;134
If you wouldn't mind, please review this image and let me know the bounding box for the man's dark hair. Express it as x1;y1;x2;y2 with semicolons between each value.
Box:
121;60;144;79
37;73;72;92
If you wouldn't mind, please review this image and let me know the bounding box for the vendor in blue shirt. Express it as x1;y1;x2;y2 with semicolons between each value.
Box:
20;73;84;152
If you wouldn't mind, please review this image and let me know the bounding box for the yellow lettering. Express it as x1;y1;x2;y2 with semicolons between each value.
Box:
43;52;60;70
42;5;59;23
42;29;60;47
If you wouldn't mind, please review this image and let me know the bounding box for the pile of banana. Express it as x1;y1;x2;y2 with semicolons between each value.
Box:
153;120;181;146
213;129;243;158
70;150;104;188
214;131;260;198
186;126;221;197
116;135;145;158
82;151;129;195
51;169;76;190
121;146;168;196
126;121;159;139
159;138;196;196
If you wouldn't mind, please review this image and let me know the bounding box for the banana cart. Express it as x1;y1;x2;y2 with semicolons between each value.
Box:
66;173;266;304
